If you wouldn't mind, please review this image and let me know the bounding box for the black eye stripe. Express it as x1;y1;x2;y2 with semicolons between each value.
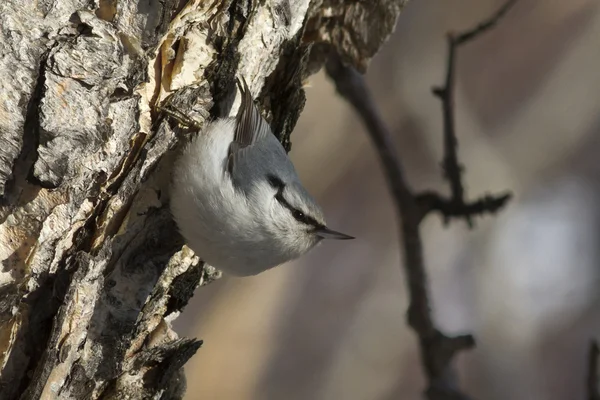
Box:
267;174;285;190
291;207;321;227
267;175;322;228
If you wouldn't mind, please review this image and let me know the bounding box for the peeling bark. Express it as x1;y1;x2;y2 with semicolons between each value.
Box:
0;0;407;398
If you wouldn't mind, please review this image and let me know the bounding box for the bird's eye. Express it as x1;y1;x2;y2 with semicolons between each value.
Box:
292;209;305;220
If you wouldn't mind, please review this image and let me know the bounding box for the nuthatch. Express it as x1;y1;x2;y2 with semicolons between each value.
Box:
170;78;353;276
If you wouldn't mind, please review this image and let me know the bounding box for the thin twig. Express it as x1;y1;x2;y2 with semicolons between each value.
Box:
326;2;516;399
589;340;600;400
430;0;516;227
454;0;518;45
416;191;511;225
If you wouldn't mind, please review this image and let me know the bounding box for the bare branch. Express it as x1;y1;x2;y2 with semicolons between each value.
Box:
430;0;516;227
416;191;511;226
326;2;516;398
326;51;474;400
454;0;518;45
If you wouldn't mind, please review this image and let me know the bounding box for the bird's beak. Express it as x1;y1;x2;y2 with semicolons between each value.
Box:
315;226;355;240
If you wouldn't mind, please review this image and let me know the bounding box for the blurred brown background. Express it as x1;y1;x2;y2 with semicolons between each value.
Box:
174;0;600;398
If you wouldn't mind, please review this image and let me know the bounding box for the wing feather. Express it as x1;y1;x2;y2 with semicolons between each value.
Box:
234;77;271;148
227;77;272;176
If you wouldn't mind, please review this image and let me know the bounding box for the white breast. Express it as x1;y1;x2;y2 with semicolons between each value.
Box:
169;119;296;276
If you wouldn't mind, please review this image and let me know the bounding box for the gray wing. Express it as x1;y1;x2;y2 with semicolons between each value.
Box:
227;77;270;174
227;78;299;194
233;77;271;148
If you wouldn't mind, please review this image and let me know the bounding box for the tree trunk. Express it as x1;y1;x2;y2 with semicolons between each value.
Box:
0;0;407;398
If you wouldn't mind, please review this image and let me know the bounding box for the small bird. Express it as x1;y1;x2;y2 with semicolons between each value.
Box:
169;78;353;276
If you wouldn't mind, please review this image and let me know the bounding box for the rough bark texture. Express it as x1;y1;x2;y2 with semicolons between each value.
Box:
0;0;407;398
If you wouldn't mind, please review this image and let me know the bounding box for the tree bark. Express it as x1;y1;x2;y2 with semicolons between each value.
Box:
0;0;407;398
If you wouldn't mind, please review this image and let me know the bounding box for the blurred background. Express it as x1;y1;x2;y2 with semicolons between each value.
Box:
174;0;600;398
